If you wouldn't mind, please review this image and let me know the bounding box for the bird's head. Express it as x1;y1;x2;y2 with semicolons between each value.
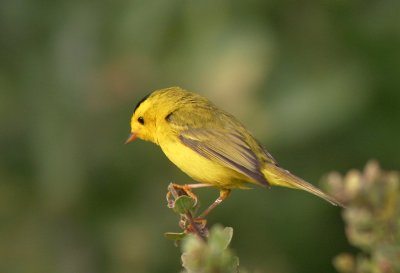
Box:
126;92;158;144
126;87;185;145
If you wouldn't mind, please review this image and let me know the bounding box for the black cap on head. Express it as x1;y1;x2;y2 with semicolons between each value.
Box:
134;93;151;113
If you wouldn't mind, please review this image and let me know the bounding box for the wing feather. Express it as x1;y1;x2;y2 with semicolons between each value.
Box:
179;128;269;186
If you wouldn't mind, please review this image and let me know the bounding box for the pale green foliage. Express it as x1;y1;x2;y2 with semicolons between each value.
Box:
181;225;239;273
325;161;400;273
173;195;197;215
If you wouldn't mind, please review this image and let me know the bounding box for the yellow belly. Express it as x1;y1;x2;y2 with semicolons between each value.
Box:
159;138;249;189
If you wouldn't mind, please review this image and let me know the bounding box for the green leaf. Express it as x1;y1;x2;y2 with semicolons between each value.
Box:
164;232;186;241
209;226;234;250
220;227;234;249
173;195;196;214
181;226;239;273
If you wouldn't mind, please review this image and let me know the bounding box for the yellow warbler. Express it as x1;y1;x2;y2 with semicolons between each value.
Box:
126;87;343;215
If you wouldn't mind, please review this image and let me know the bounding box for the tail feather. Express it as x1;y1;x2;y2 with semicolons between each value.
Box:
262;164;344;207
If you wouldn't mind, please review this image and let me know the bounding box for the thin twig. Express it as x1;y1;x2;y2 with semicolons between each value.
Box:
168;183;207;240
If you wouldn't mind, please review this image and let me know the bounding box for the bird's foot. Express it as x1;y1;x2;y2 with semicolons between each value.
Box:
166;183;199;207
179;216;208;237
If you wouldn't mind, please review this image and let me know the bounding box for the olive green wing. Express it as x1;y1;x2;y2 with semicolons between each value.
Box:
164;103;276;186
178;127;269;186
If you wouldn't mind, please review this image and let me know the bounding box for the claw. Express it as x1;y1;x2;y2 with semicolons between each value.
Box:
193;217;207;229
165;183;217;239
168;183;199;207
186;219;208;236
166;191;175;208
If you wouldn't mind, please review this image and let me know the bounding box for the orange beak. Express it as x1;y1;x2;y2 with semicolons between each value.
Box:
125;132;137;144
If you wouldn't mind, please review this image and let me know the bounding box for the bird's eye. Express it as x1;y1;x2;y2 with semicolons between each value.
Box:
138;116;144;125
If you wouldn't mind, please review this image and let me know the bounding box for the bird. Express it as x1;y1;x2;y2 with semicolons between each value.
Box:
126;87;343;217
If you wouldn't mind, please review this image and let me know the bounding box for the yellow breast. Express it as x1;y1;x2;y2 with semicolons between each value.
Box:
158;137;249;189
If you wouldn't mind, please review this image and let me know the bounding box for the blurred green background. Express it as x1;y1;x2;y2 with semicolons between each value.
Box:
1;0;400;272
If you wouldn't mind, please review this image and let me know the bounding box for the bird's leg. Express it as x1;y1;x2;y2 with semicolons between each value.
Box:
198;189;231;219
166;183;212;208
